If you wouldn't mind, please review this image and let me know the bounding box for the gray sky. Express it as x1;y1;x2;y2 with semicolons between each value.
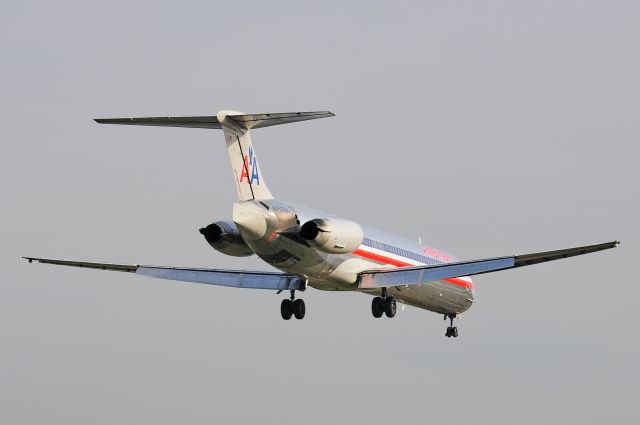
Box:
1;1;638;424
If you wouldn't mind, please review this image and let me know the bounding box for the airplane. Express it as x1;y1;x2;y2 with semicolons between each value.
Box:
23;110;620;337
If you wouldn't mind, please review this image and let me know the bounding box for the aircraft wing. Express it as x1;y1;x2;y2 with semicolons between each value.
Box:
357;241;620;289
21;257;303;291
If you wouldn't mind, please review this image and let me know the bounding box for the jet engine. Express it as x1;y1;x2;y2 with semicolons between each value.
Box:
299;218;364;254
199;220;254;257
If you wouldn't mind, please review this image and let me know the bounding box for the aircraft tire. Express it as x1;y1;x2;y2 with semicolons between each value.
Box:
452;327;458;338
293;299;306;320
281;299;293;320
384;297;397;318
371;297;384;318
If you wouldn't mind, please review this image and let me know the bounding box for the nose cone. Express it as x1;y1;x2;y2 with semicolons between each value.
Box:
233;202;267;240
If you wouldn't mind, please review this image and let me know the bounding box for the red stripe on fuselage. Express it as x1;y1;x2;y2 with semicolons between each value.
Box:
352;248;474;290
352;248;410;267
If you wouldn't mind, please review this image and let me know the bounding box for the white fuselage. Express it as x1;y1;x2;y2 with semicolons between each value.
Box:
233;199;474;315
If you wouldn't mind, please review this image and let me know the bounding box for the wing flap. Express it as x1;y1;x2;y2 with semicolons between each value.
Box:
136;266;301;290
359;257;515;289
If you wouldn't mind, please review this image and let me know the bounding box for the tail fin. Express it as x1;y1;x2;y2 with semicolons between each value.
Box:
95;110;334;201
217;110;273;201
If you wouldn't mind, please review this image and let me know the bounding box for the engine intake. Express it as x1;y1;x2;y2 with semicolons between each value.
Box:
199;220;254;257
299;218;363;254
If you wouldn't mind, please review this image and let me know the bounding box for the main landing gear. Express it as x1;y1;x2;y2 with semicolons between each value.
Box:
371;288;396;318
445;314;459;338
281;290;305;320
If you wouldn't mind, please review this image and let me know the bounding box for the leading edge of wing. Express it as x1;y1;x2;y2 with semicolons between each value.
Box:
21;257;302;291
357;240;620;289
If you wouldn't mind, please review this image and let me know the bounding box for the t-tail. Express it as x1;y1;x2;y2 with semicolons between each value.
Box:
95;110;334;201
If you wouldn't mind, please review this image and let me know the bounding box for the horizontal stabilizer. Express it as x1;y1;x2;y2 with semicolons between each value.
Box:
94;111;334;130
95;116;222;129
227;111;334;129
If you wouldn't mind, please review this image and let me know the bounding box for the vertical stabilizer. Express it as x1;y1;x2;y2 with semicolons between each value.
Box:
217;110;273;201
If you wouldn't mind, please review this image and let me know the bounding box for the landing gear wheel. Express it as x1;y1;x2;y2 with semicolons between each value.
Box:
371;297;384;318
292;299;306;320
280;299;293;320
384;297;397;318
444;314;459;338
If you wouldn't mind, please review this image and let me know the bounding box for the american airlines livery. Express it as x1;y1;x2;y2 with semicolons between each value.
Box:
23;111;619;337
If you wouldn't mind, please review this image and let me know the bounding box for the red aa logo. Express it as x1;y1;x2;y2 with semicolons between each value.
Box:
239;145;260;185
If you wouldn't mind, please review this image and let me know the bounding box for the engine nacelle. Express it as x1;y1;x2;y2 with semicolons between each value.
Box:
299;218;364;254
199;220;254;257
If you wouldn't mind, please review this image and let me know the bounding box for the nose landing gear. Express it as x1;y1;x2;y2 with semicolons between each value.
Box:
281;290;305;320
371;288;396;318
445;314;459;338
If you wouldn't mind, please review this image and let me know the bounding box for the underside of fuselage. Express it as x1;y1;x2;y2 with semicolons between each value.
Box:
232;198;474;315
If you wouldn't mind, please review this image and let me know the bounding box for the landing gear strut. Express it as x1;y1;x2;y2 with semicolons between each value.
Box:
371;288;396;318
445;314;459;338
281;290;305;320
